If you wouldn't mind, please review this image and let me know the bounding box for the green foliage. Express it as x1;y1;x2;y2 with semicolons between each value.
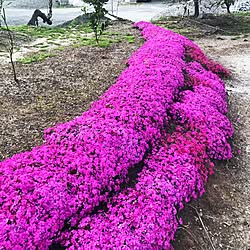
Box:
2;19;136;64
54;46;66;51
16;31;135;64
231;36;241;40
82;0;109;45
17;52;56;64
123;35;135;43
74;36;118;48
0;21;136;51
4;24;92;39
235;11;250;17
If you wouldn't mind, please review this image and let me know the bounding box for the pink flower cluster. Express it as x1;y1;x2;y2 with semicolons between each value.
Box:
185;43;230;78
56;128;211;250
171;61;233;160
0;21;233;249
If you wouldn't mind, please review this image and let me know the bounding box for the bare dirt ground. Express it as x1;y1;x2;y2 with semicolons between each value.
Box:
0;21;143;161
0;21;249;250
173;36;250;250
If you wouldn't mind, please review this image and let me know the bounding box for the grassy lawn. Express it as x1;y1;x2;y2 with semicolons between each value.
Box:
0;21;136;63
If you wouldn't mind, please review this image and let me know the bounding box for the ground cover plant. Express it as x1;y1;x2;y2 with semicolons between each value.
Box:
0;22;233;249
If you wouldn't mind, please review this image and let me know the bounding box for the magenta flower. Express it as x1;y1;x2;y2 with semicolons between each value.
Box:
0;22;233;249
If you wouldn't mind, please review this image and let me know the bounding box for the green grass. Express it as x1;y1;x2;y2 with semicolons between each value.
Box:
1;23;136;47
70;31;135;48
17;52;56;64
54;46;66;51
2;23;93;40
231;36;241;40
98;39;112;48
35;44;50;48
1;22;137;64
77;37;118;48
123;35;135;43
234;11;250;17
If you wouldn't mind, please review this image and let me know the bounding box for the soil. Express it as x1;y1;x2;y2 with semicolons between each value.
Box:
0;20;249;250
173;36;250;250
0;21;143;161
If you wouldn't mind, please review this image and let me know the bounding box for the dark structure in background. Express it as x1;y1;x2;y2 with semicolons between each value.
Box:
136;0;152;2
27;9;52;26
27;0;53;26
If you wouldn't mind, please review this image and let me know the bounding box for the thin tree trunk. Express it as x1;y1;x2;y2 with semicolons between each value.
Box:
194;0;199;18
0;0;3;27
2;8;18;84
225;3;231;13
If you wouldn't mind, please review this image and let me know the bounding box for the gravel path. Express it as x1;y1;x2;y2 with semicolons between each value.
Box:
201;36;250;250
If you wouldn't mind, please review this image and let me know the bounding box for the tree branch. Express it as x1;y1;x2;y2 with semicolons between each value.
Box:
2;8;19;84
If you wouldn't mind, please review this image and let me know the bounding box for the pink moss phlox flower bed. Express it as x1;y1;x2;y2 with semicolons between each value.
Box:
0;21;233;249
57;128;211;250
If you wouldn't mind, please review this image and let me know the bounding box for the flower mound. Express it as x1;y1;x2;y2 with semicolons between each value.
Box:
0;22;233;249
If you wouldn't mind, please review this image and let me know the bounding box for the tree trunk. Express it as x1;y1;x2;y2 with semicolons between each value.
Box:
193;0;199;18
225;3;231;13
27;9;52;26
0;0;3;27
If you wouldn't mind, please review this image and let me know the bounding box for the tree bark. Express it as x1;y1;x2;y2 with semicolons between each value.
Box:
0;0;3;27
27;9;52;26
225;3;231;13
193;0;199;18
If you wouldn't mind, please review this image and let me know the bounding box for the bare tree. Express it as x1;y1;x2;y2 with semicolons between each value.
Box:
82;0;109;45
0;0;4;27
220;0;235;13
1;8;18;83
208;0;235;14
